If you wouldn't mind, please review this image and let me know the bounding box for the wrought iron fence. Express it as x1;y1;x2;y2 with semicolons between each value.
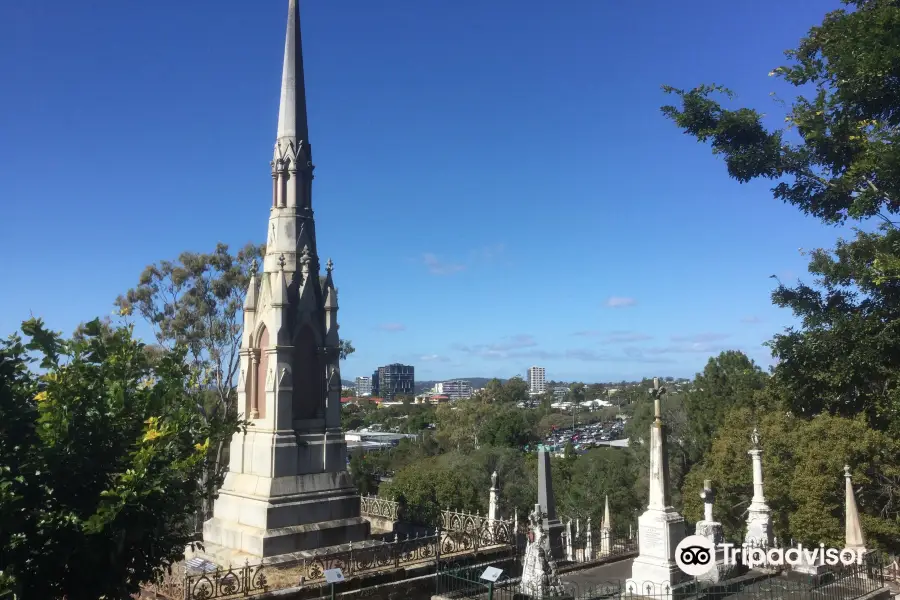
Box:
436;552;885;600
360;494;401;521
145;516;516;600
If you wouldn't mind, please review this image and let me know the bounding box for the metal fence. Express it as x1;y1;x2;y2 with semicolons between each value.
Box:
145;517;516;600
435;553;886;600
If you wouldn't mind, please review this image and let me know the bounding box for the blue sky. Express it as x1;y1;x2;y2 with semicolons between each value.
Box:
1;0;854;383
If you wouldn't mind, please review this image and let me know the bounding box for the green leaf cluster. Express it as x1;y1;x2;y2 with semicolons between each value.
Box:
0;318;244;599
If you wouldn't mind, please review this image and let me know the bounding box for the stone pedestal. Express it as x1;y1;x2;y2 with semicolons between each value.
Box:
626;509;687;596
201;428;370;564
694;521;742;583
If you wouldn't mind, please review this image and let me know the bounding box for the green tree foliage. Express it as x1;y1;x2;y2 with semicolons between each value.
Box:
556;448;642;527
380;447;537;525
380;457;482;526
479;404;540;448
0;319;243;599
684;351;770;457
661;0;900;435
477;377;530;404
348;453;379;496
434;399;538;451
683;407;900;552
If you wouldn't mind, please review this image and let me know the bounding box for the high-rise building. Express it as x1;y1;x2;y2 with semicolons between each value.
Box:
372;363;415;399
355;376;372;396
434;380;473;400
527;366;547;394
203;0;369;562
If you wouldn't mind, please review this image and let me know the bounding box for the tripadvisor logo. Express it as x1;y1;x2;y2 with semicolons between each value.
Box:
675;535;865;576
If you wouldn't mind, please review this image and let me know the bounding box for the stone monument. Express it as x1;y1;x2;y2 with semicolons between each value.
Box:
520;505;564;599
200;0;370;564
626;378;687;597
488;471;499;524
600;495;611;557
744;428;773;548
694;480;742;582
537;447;565;559
844;465;866;554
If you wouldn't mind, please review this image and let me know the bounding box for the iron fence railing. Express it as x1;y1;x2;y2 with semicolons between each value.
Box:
436;552;885;600
145;514;516;600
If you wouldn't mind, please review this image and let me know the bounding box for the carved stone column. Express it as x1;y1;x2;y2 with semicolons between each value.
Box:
249;352;260;419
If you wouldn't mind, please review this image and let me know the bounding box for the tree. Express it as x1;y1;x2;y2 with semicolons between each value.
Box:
683;351;770;458
556;448;642;528
0;318;243;599
661;0;900;435
478;404;540;448
682;407;900;552
478;377;530;404
348;453;379;496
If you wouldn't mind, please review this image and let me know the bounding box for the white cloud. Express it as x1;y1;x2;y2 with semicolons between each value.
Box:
422;253;465;275
604;296;637;308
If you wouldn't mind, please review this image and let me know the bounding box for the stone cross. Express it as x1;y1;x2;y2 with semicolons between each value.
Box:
326;257;334;273
700;479;715;522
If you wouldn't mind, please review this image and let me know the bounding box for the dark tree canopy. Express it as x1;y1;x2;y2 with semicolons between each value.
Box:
662;0;900;436
0;319;243;600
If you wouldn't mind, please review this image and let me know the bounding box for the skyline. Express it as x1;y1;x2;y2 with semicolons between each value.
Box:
0;0;854;381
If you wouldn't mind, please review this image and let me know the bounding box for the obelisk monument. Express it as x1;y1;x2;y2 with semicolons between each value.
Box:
626;378;686;597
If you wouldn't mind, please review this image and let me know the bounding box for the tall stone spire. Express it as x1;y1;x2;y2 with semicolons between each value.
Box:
200;0;369;564
844;465;866;551
275;0;309;149
268;0;318;278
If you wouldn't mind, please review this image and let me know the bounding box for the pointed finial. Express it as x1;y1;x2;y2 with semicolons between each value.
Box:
249;259;259;277
326;258;334;273
278;254;286;270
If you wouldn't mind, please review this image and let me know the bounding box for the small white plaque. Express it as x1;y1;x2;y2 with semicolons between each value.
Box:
324;568;345;584
480;566;503;582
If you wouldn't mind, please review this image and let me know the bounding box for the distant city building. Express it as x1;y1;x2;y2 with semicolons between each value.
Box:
372;363;415;400
434;380;473;400
552;386;569;400
527;366;547;394
355;376;372;396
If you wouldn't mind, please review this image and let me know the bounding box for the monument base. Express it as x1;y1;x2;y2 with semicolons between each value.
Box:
744;504;772;548
543;519;565;561
626;556;688;597
626;508;687;598
202;428;371;562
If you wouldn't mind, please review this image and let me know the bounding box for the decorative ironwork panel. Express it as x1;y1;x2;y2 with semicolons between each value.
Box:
359;494;400;520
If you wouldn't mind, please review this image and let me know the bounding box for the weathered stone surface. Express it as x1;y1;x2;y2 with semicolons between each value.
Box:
203;0;369;562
